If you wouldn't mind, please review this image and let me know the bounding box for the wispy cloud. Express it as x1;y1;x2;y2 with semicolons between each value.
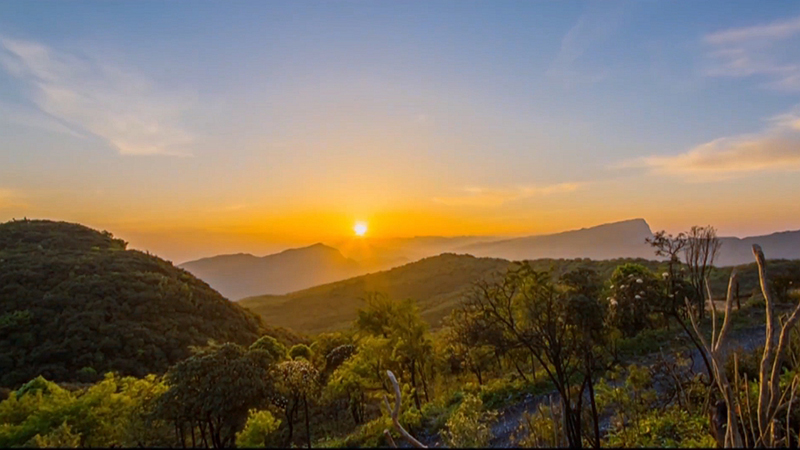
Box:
702;16;800;91
0;100;86;138
546;4;626;87
0;37;195;156
616;107;800;180
433;183;583;207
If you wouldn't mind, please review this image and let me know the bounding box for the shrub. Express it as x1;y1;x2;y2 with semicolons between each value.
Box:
604;406;715;448
442;394;496;448
26;421;81;448
235;409;281;448
289;344;313;361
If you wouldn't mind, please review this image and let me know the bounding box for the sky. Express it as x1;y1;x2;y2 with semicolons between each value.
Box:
2;1;800;263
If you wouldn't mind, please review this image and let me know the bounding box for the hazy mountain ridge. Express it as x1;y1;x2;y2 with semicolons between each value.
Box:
459;218;655;261
184;218;800;302
180;243;367;300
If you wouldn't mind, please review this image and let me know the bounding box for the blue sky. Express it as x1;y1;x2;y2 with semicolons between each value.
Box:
2;1;800;261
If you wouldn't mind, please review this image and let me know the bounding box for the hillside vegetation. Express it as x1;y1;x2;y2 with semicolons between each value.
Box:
2;221;800;448
240;254;673;334
242;251;800;334
240;253;512;333
0;219;264;388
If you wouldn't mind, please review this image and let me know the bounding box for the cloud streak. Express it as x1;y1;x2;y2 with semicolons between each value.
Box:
546;3;626;87
702;15;800;91
0;37;195;156
433;183;583;207
616;108;800;180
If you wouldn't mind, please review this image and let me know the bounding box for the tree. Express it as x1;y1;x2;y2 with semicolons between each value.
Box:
154;343;274;448
466;263;608;448
605;263;662;337
355;294;434;410
648;230;715;386
683;225;722;320
274;359;320;448
249;335;288;365
289;344;313;361
442;310;495;385
326;337;392;426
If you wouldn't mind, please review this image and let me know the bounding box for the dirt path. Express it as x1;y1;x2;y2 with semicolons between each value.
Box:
484;324;767;448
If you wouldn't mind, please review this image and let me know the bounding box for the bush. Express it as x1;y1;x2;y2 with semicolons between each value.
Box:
512;400;563;448
604;406;715;447
235;409;281;448
442;394;496;448
289;344;313;361
26;421;81;448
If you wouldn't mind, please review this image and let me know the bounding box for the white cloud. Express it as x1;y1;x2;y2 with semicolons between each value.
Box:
616;108;800;180
433;183;583;207
704;16;800;45
0;37;195;156
546;4;626;87
702;16;800;91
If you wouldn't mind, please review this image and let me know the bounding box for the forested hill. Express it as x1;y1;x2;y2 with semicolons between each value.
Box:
240;253;512;333
241;251;800;335
239;255;674;334
0;219;264;388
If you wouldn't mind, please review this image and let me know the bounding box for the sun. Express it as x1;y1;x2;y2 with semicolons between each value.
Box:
354;222;368;237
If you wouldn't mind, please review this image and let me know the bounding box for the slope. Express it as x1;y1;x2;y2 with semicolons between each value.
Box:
239;253;512;334
460;218;655;261
180;243;364;300
0;219;263;388
459;218;800;266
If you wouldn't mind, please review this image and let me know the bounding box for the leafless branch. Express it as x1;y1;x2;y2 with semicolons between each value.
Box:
382;370;427;448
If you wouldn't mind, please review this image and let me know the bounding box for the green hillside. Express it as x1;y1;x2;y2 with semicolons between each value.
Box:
240;253;512;333
0;219;265;388
239;254;673;334
241;251;799;335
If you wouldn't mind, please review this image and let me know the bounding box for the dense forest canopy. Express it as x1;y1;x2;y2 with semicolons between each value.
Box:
0;219;265;388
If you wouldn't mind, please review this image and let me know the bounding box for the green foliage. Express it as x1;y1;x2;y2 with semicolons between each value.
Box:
606;263;663;336
605;406;715;448
512;401;564;448
0;220;263;388
249;335;288;365
442;393;496;448
0;373;169;448
27;421;81;448
241;254;513;333
155;343;274;448
235;409;281;448
289;344;313;361
478;376;552;410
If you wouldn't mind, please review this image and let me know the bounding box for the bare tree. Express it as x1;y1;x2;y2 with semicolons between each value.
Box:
683;225;722;320
688;245;800;448
382;370;427;448
648;230;715;387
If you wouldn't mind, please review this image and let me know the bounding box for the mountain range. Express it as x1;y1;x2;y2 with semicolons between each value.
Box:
182;218;800;301
179;243;366;300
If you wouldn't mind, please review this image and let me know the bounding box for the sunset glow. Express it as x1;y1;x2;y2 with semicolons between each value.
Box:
1;1;800;263
354;222;368;237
